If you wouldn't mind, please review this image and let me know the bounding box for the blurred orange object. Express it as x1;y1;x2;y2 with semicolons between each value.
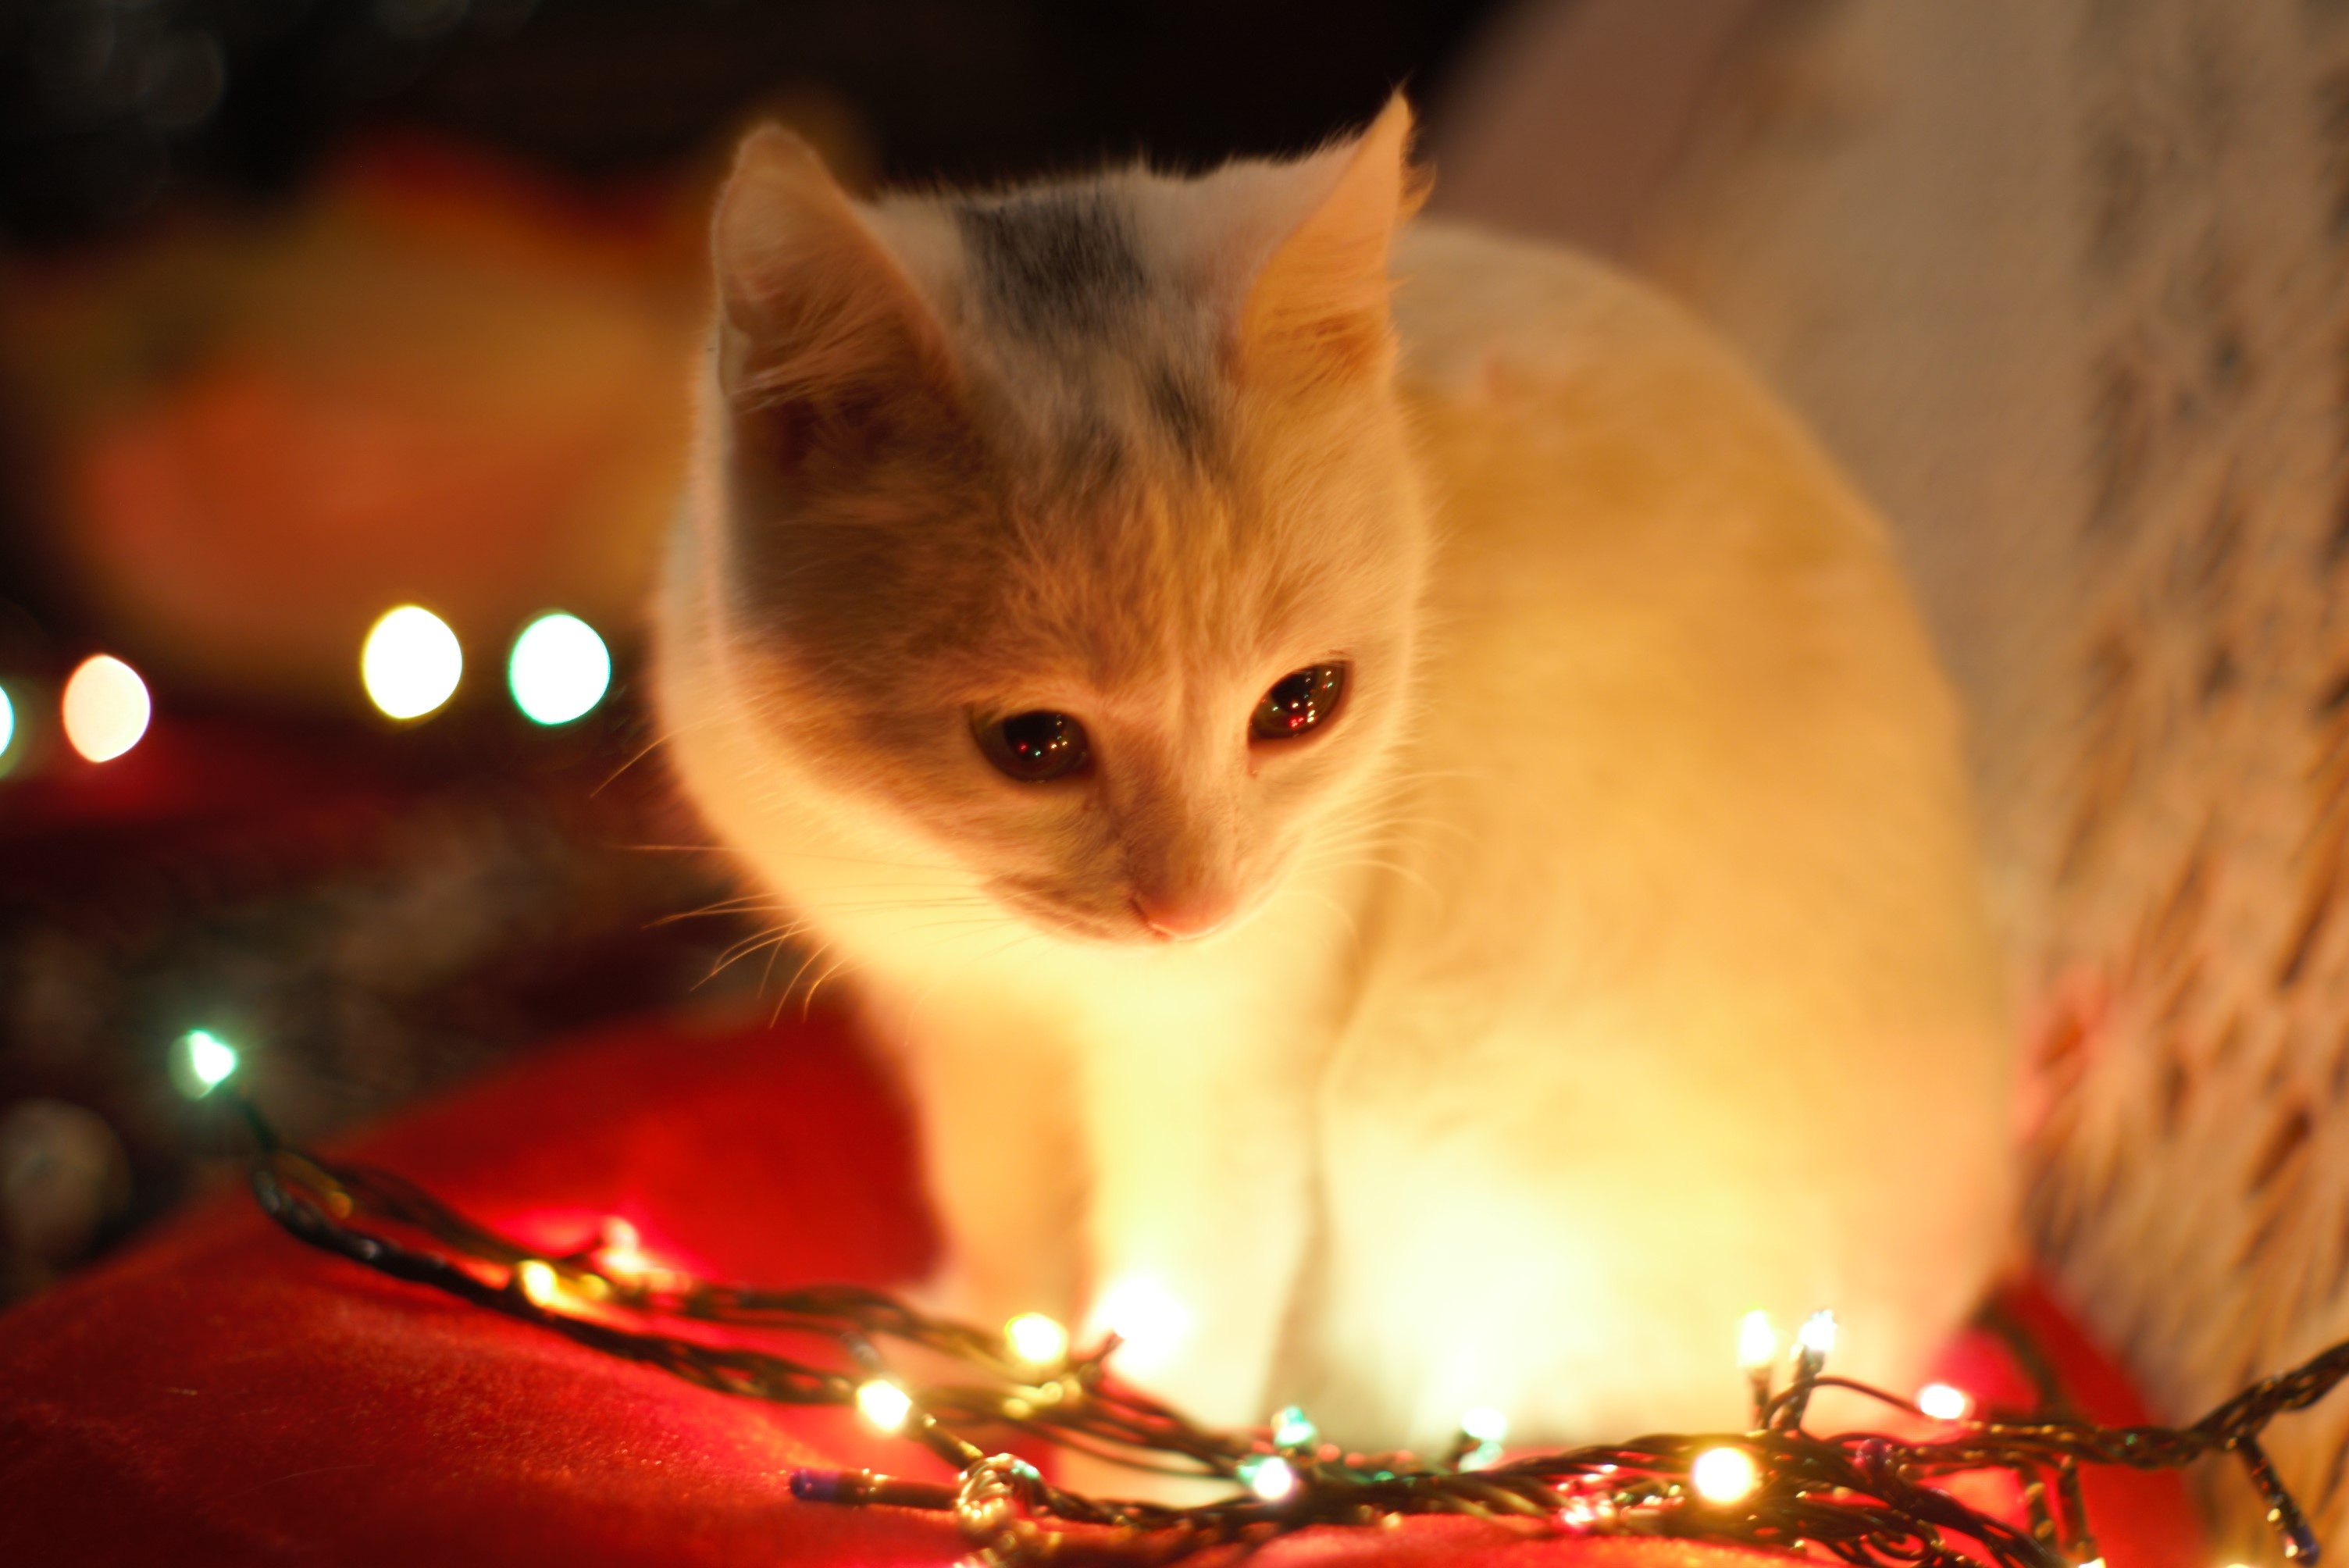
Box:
0;137;711;704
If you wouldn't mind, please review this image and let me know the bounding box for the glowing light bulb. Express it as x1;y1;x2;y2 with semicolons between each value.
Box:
62;654;150;761
1000;1310;1069;1369
362;605;462;720
169;1028;239;1097
1237;1454;1296;1502
1690;1445;1759;1504
0;682;14;761
1089;1274;1191;1377
1798;1310;1839;1358
1738;1309;1779;1373
1271;1406;1318;1449
1460;1406;1508;1444
516;1260;561;1306
507;611;611;726
1916;1382;1970;1421
856;1378;914;1432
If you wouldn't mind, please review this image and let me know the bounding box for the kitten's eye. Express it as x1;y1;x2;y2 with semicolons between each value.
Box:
978;710;1093;782
1251;662;1349;742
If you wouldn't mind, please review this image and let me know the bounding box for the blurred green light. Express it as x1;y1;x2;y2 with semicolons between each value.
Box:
508;613;611;726
171;1028;240;1098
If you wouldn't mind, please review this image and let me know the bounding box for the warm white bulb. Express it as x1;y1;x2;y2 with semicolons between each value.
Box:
169;1028;239;1097
1004;1312;1069;1368
1690;1446;1759;1504
362;605;463;720
1737;1309;1778;1372
1916;1382;1970;1421
62;654;150;762
1240;1454;1296;1502
1459;1406;1508;1444
856;1379;914;1432
1798;1310;1839;1356
516;1260;561;1306
1089;1274;1191;1377
508;611;611;725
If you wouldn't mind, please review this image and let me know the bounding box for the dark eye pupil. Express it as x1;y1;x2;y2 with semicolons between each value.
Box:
1252;663;1347;741
982;710;1090;782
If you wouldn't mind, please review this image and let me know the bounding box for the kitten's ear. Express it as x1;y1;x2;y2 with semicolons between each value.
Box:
713;127;963;472
1239;94;1425;393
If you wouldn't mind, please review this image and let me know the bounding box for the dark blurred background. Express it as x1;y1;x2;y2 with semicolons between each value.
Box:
0;0;1508;1306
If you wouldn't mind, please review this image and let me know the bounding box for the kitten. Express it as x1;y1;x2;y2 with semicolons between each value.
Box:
655;95;2013;1450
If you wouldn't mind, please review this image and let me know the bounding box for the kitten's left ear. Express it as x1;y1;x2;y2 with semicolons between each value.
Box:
1239;94;1427;394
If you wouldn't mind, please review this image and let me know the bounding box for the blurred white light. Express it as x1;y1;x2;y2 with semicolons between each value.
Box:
856;1379;913;1432
1459;1406;1508;1445
1690;1446;1759;1504
169;1028;239;1098
1916;1382;1970;1421
516;1260;561;1307
0;682;13;761
1798;1310;1839;1357
62;654;150;762
1738;1310;1778;1373
1089;1274;1191;1378
1004;1312;1069;1368
507;612;611;726
362;605;462;720
1239;1454;1296;1502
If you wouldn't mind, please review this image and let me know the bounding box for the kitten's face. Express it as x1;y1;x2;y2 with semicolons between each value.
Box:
697;102;1424;946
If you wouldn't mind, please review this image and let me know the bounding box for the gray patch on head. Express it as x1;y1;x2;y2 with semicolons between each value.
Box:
954;190;1146;341
1146;360;1214;465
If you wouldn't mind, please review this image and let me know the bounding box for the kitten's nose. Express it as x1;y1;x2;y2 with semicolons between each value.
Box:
1131;889;1236;943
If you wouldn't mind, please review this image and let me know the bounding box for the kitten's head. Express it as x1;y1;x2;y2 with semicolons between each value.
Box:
687;98;1428;946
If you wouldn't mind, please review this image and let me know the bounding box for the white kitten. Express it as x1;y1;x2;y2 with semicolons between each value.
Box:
656;95;2013;1451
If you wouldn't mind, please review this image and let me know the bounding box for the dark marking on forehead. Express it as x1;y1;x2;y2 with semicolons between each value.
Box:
955;190;1145;340
1147;360;1214;465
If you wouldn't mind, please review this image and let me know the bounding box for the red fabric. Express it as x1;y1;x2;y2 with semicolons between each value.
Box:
0;1007;2203;1565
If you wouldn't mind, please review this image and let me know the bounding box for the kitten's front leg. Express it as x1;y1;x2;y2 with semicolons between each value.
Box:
1073;977;1319;1431
869;978;1089;1333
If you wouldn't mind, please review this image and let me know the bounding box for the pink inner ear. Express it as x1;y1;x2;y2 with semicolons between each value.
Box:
714;128;960;415
1238;96;1419;390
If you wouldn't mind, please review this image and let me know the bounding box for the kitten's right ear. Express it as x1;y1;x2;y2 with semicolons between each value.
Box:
712;127;960;451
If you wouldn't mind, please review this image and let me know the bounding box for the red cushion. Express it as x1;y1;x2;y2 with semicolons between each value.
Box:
0;1007;2204;1566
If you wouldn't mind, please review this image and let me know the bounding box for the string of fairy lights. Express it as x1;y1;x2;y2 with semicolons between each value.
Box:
185;1047;2344;1568
0;603;613;782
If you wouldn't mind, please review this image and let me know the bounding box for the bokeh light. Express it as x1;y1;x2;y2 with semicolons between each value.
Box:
507;611;611;725
362;605;463;720
1916;1382;1970;1421
169;1028;239;1099
855;1378;912;1431
1088;1274;1191;1380
62;654;151;762
0;682;14;766
1238;1453;1296;1502
1460;1406;1508;1444
1004;1311;1069;1368
1690;1445;1759;1504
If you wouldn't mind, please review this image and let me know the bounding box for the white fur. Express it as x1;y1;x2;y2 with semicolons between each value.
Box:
658;125;2012;1452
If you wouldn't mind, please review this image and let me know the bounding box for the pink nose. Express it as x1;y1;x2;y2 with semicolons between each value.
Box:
1132;890;1236;942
